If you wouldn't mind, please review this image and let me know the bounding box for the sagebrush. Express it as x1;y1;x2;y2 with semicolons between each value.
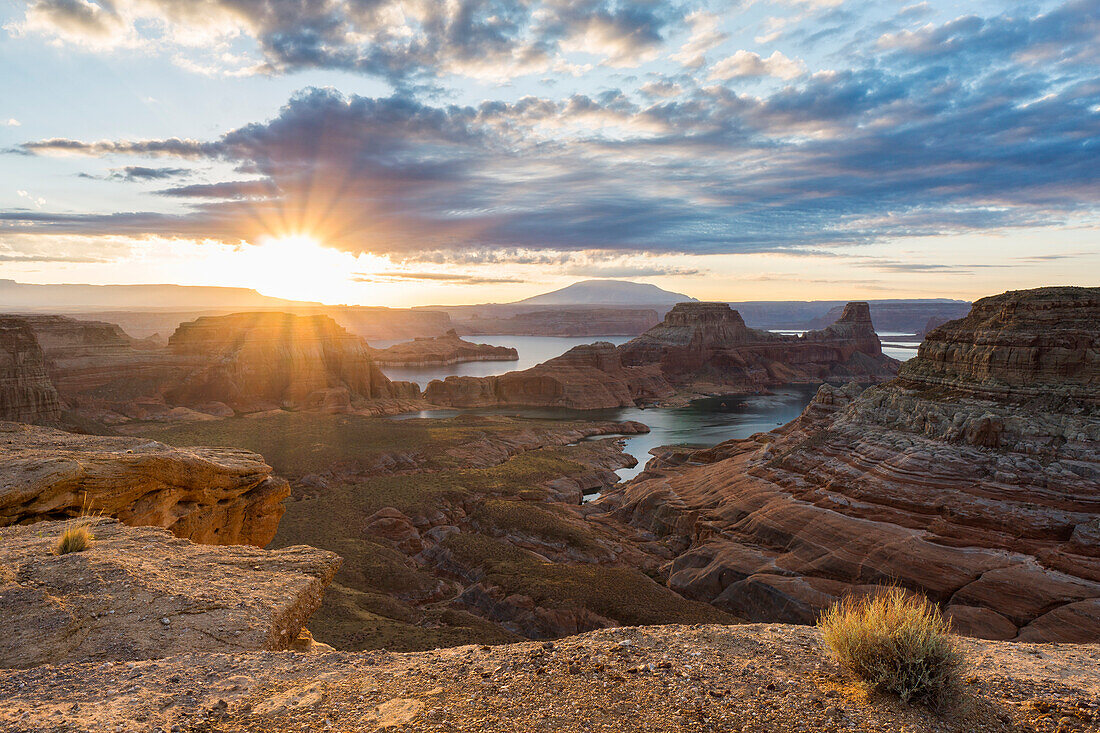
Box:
818;588;964;706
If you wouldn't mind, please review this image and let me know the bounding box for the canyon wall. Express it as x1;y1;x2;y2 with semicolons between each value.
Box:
426;301;898;409
592;287;1099;642
0;317;62;424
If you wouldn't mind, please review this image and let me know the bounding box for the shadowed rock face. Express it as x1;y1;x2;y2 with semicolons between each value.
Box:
0;518;340;668
0;421;289;546
166;312;418;412
426;302;897;409
592;287;1100;642
0;318;61;424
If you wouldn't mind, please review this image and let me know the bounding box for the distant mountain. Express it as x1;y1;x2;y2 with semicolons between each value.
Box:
513;280;697;306
0;279;317;312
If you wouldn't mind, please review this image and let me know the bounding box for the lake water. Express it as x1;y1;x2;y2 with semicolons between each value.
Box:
382;333;916;487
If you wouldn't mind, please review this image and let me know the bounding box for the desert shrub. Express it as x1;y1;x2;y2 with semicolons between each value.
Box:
55;523;94;555
818;588;964;706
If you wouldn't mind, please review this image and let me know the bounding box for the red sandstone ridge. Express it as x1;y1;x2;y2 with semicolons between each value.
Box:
371;329;518;367
164;312;420;414
425;301;897;409
590;287;1100;643
0;318;61;424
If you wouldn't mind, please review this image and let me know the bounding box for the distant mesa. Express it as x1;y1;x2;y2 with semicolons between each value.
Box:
512;279;698;306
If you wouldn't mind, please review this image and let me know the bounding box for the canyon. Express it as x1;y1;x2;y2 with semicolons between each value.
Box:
587;287;1098;642
425;301;898;409
0;317;62;424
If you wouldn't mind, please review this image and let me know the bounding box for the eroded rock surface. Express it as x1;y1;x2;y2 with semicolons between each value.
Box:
0;421;289;546
1;624;1095;732
0;518;340;668
425;302;898;409
0;318;61;424
592;287;1100;642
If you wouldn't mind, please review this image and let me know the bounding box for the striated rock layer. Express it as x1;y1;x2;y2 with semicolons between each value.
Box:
426;301;897;409
0;318;61;424
371;329;518;367
0;421;289;546
592;287;1100;642
0;518;340;668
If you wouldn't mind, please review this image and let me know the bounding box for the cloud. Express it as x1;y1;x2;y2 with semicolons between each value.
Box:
353;271;525;285
2;119;20;127
709;50;805;80
9;0;694;85
5;1;1100;267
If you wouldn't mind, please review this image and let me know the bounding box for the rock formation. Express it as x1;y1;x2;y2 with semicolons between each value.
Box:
371;330;518;366
807;300;972;333
0;317;61;424
0;421;289;546
3;624;1096;732
165;312;419;413
0;518;340;668
427;302;898;409
592;287;1100;642
424;342;674;409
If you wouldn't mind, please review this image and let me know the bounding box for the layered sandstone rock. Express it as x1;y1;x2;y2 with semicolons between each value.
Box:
0;518;340;668
166;312;419;412
427;302;897;409
0;318;61;424
0;421;289;546
371;330;518;367
619;301;898;391
424;342;674;409
593;287;1100;642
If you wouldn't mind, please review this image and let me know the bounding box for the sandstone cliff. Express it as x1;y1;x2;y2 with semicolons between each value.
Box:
0;421;289;546
0;518;340;668
426;302;897;409
0;317;61;424
165;312;419;413
371;329;518;367
591;287;1099;642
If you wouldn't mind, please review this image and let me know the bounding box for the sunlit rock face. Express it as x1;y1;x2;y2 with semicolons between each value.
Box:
619;301;897;391
166;312;415;412
0;317;61;424
0;420;289;546
371;329;518;367
593;287;1100;643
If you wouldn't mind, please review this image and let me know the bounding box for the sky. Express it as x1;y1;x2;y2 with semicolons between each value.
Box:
0;0;1097;307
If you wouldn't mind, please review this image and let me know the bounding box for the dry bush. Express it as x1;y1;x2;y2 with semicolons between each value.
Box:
55;523;94;555
819;587;964;706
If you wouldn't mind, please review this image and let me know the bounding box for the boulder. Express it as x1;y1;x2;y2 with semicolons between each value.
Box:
0;421;289;546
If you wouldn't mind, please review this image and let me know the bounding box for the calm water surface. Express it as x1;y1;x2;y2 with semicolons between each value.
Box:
383;334;915;484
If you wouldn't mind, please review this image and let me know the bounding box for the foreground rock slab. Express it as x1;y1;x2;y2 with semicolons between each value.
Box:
0;421;289;546
0;518;340;669
0;624;1096;732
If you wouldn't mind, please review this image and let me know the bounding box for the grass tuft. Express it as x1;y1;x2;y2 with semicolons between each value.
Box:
55;523;94;555
818;587;964;707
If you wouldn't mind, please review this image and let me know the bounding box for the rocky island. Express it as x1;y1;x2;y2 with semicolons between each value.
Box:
370;329;518;367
